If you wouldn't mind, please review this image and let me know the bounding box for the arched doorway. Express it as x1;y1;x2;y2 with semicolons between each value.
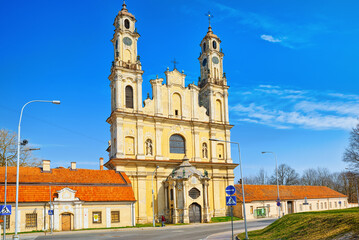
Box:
189;203;201;223
61;213;72;231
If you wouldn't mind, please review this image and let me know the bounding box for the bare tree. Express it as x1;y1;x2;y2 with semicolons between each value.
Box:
343;123;359;171
0;129;40;167
269;164;299;185
301;168;319;186
242;168;269;185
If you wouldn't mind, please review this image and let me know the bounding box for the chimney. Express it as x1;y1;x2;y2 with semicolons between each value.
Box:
42;160;51;172
100;157;104;170
70;162;76;170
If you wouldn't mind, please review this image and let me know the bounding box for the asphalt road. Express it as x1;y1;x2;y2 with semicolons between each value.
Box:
32;219;275;240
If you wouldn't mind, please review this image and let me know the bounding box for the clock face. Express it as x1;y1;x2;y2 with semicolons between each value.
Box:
202;58;207;66
212;56;219;64
123;37;132;46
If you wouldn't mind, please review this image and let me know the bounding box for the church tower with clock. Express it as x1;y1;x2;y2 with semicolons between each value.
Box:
106;3;236;224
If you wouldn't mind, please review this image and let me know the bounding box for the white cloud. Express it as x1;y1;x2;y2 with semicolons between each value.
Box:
213;2;330;49
230;85;359;130
260;34;282;43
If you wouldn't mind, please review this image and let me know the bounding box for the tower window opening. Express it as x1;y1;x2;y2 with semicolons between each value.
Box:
213;40;217;49
125;85;134;108
115;40;118;49
203;43;206;52
124;19;130;29
175;110;178;116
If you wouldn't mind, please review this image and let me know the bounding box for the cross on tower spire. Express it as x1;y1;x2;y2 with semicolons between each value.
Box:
205;11;214;28
122;0;127;11
171;58;179;70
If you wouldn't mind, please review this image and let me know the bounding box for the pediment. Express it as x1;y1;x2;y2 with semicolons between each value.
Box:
165;69;186;87
54;187;79;202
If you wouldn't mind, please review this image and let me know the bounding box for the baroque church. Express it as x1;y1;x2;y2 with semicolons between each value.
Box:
104;2;237;224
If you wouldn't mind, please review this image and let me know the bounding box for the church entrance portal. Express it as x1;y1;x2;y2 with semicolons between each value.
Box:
189;203;201;223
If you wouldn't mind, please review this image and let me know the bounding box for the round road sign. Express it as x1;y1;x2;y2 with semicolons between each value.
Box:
225;185;236;195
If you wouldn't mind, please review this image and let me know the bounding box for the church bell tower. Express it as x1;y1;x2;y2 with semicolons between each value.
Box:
198;15;229;124
108;2;144;159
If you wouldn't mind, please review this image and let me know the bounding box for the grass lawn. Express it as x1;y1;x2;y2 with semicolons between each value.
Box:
211;216;242;223
237;207;359;240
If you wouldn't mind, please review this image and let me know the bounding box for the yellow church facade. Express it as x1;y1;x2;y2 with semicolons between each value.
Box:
105;3;237;224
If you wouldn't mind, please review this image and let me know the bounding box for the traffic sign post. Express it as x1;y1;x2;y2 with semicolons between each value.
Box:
226;186;237;240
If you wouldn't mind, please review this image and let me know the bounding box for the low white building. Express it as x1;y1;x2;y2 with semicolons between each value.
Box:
233;185;349;219
0;160;136;233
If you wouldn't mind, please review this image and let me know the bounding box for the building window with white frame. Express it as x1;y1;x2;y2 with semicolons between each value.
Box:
93;211;102;224
111;211;120;223
25;213;37;228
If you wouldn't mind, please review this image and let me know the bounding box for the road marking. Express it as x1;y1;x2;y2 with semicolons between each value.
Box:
172;230;184;233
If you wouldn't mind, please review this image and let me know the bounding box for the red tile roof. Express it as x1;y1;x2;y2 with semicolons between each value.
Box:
0;167;135;202
0;167;131;185
234;185;347;203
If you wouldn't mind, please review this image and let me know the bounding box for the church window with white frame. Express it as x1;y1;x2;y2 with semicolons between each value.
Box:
170;134;185;154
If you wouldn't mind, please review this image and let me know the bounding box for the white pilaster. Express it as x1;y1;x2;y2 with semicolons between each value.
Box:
106;208;111;228
193;127;201;161
155;124;163;160
115;117;124;158
224;90;229;124
83;208;88;229
136;77;143;112
137;120;145;159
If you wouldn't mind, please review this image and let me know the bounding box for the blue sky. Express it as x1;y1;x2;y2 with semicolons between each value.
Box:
1;0;358;181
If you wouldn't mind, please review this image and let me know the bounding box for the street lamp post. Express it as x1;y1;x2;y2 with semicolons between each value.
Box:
262;151;281;218
152;166;159;227
209;139;248;240
3;147;39;240
14;100;60;240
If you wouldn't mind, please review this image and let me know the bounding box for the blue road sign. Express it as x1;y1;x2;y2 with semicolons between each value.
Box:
225;185;236;195
48;210;54;215
276;201;281;207
226;196;237;206
0;205;11;215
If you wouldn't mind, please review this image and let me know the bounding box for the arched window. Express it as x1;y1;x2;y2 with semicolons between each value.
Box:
213;40;217;49
172;93;182;117
202;143;208;158
125;86;133;108
124;19;130;29
145;139;153;156
170;134;185;154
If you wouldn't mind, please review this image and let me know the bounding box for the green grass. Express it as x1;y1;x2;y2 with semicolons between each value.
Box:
237;207;359;240
211;216;242;223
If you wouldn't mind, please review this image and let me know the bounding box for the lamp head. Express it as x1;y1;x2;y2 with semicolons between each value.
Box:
209;138;218;142
52;100;61;104
261;152;266;154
